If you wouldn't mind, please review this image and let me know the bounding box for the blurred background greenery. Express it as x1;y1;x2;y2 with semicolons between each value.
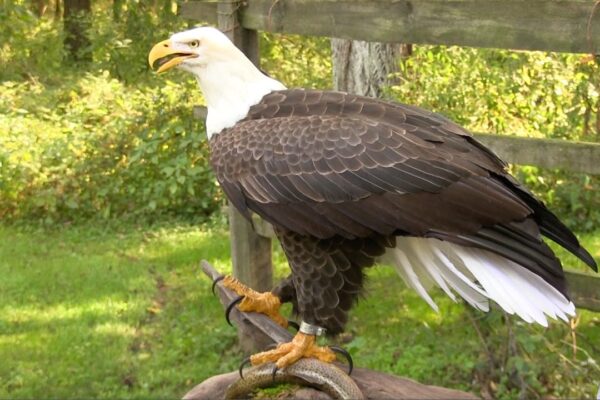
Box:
0;0;598;399
2;0;600;228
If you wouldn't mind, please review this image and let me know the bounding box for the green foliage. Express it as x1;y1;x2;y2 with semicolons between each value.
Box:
0;1;185;83
261;33;332;89
0;0;219;223
0;2;65;81
516;166;600;232
390;47;600;140
0;74;220;223
91;2;184;84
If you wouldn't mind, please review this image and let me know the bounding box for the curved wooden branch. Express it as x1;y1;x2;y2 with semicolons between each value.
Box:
225;359;364;399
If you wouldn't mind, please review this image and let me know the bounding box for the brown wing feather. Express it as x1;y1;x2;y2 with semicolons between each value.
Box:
209;89;596;298
210;89;523;233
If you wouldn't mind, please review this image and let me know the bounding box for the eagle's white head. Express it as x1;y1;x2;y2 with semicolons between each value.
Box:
148;27;286;138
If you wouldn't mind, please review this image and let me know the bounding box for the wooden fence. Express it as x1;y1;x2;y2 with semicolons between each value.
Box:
182;0;600;312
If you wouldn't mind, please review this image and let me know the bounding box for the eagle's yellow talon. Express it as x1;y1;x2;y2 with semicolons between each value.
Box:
250;332;336;369
221;275;288;328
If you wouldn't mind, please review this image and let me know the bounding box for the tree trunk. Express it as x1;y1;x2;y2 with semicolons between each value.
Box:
331;39;409;97
32;0;48;17
54;0;61;20
63;0;91;63
112;0;122;21
162;0;174;18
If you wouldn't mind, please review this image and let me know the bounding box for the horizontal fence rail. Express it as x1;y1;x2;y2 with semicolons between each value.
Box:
474;133;600;175
181;0;600;54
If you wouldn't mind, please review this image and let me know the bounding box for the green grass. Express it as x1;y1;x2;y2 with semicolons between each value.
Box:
0;221;238;398
1;222;598;398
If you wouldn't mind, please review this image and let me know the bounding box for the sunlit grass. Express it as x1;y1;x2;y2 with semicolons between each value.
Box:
0;222;598;398
0;221;237;398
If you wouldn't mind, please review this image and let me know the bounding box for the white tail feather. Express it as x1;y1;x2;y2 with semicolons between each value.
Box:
392;249;439;311
401;241;456;300
390;237;575;326
429;245;489;311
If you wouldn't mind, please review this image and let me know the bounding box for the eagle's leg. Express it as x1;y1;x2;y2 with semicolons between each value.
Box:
221;275;289;328
236;228;393;371
250;326;336;369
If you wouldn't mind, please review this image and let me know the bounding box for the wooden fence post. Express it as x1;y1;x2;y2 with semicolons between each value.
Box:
217;0;273;350
228;206;273;293
217;0;272;292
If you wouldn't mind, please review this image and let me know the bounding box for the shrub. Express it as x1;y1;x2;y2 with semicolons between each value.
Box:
0;73;220;223
0;5;598;230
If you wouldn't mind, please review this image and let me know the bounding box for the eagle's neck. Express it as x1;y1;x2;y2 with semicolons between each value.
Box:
195;61;286;139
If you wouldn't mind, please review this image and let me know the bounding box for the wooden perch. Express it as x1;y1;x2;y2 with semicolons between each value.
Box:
201;260;292;349
183;260;479;400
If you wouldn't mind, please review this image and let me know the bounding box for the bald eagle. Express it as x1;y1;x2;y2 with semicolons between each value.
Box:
149;27;597;370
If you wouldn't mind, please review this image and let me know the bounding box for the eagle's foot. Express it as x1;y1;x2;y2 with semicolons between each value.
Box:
250;332;337;370
220;275;288;328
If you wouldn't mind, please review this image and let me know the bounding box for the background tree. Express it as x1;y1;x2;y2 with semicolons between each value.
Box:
31;0;48;17
331;38;411;97
63;0;91;62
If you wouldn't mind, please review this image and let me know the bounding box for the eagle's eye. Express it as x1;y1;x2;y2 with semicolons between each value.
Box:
189;40;200;48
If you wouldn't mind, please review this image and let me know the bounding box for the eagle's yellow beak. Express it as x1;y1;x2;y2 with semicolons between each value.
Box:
148;40;197;74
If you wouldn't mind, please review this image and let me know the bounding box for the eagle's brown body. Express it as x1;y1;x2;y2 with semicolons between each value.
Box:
209;89;596;333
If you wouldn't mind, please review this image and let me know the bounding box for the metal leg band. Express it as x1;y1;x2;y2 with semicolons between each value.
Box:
299;321;327;336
